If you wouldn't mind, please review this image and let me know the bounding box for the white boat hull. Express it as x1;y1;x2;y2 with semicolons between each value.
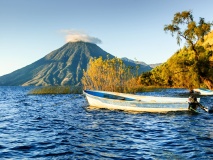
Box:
193;88;213;95
84;90;197;113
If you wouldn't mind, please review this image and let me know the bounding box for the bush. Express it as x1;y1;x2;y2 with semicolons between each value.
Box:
82;57;140;93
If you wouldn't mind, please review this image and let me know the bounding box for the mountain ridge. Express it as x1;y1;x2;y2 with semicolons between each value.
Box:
0;41;152;86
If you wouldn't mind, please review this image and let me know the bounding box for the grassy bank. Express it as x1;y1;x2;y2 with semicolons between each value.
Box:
28;85;175;95
29;86;82;95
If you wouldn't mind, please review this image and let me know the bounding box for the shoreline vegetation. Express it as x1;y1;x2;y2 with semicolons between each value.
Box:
81;56;142;93
29;86;82;95
28;85;173;95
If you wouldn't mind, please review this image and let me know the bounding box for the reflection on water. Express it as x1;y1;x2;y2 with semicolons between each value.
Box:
0;87;212;159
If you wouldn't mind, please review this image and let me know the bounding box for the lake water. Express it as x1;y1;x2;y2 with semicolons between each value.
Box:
0;86;213;159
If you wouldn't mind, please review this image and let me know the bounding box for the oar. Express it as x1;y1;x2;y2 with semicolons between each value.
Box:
198;103;212;113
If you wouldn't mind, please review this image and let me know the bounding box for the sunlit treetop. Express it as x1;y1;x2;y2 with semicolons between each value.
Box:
164;10;213;46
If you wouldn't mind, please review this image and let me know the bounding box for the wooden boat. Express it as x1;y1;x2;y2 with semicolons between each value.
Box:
193;88;213;96
83;90;199;113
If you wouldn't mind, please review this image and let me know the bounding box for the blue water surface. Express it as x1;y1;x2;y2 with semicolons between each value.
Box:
0;86;213;160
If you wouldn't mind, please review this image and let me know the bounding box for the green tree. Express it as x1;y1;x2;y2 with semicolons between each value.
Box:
82;57;140;93
164;10;213;89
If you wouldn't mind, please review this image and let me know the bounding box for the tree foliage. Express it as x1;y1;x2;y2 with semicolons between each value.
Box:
138;11;213;89
164;11;212;48
139;39;213;89
82;57;141;93
162;10;213;89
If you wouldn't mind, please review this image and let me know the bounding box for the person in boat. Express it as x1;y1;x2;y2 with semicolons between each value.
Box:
188;95;211;112
189;89;194;94
188;95;199;111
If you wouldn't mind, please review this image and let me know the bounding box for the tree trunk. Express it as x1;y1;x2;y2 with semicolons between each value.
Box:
201;77;213;90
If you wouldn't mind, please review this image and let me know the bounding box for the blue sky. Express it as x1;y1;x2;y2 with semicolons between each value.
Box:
0;0;213;76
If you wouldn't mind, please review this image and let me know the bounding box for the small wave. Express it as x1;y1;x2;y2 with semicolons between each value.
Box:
0;145;6;149
11;145;34;151
33;151;74;158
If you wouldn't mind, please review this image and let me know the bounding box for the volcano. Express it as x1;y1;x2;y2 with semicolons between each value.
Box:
0;42;152;86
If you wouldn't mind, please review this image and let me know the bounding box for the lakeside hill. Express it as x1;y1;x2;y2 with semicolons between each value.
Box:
0;41;152;86
141;31;213;88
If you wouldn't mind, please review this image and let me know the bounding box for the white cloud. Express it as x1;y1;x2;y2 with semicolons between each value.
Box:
61;30;102;44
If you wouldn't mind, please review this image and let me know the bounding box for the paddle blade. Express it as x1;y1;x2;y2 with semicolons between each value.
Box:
208;106;213;113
